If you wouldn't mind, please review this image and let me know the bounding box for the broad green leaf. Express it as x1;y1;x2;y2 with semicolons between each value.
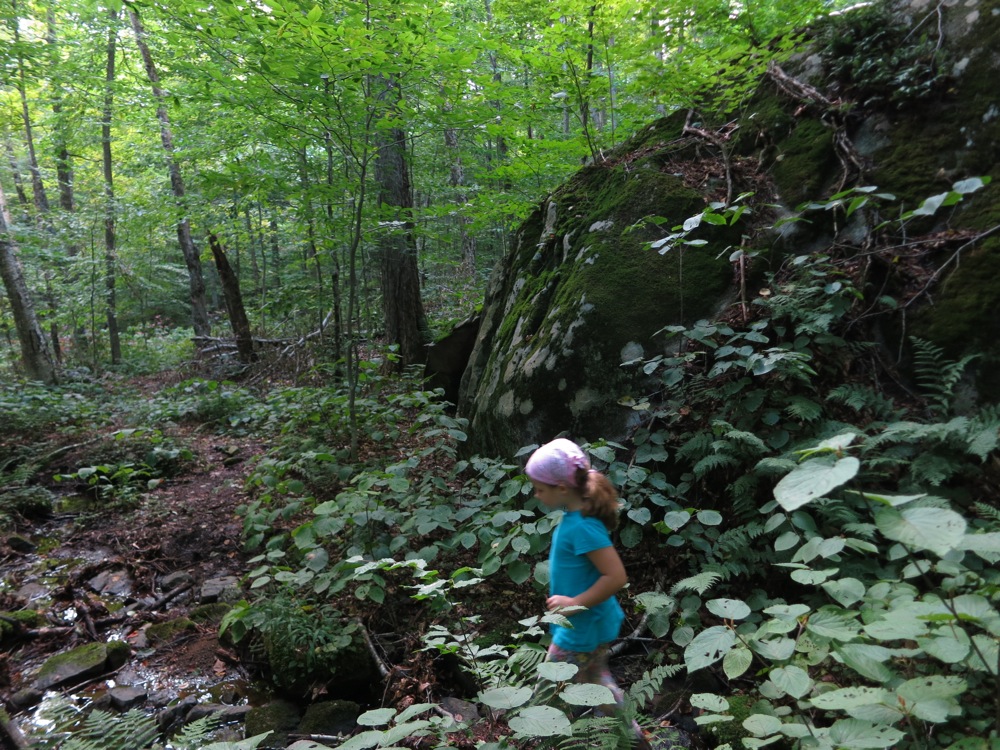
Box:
697;510;723;526
791;567;838;585
828;718;905;748
919;630;971;663
508;706;572;737
750;637;796;661
507;560;531;584
743;714;783;737
560;683;615;706
707;598;751;620
835;644;896;682
822;577;866;607
774;457;860;511
966;633;999;673
723;647;753;679
663;511;691;529
684;625;736;671
536;661;578;682
774;530;800;551
860;492;925;507
806;607;859;640
810;686;893;711
690;693;729;712
358;708;396;727
769;665;812;699
478;686;532;709
335;730;385;750
875;506;967;556
893;675;964;722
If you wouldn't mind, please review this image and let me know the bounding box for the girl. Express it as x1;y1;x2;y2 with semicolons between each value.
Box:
526;438;646;744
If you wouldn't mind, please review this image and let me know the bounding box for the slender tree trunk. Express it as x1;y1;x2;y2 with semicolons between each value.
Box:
321;78;344;359
374;76;427;368
208;233;255;365
103;8;121;364
129;9;211;339
12;21;50;215
3;136;29;210
0;181;57;384
443;112;476;276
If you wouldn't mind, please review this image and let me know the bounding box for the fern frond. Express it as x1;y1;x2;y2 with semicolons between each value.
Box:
627;663;684;708
692;452;740;479
827;383;879;413
670;570;721;596
911;336;978;414
973;501;1000;523
727;474;760;522
721;429;768;455
676;431;713;462
784;395;823;422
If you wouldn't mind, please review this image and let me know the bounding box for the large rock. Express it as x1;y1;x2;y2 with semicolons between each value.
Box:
31;641;131;692
459;140;739;457
459;0;1000;457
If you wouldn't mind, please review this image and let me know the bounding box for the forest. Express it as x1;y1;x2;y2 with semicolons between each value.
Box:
2;0;999;749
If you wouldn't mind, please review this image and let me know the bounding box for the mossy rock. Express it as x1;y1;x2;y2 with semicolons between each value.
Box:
459;128;740;457
32;641;131;692
146;617;198;644
244;698;301;748
189;602;232;625
297;700;362;736
0;610;43;643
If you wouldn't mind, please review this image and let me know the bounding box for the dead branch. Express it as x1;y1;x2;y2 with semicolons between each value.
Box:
682;111;737;205
355;619;392;679
904;223;1000;308
766;61;865;190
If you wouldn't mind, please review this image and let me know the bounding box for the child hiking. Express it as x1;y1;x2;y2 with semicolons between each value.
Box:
525;438;649;748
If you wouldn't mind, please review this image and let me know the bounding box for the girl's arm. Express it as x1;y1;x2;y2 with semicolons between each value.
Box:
547;546;627;612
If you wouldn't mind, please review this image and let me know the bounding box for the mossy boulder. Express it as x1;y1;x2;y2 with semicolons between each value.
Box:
460;0;1000;456
31;640;131;692
459;118;740;456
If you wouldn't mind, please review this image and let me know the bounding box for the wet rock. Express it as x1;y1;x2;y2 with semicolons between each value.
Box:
109;685;148;710
157;695;198;733
190;602;232;624
200;576;241;603
31;641;131;692
245;698;302;748
298;700;362;737
440;696;479;723
146;617;197;645
16;582;49;605
88;568;133;597
187;703;252;724
9;688;42;710
161;570;195;590
6;534;36;553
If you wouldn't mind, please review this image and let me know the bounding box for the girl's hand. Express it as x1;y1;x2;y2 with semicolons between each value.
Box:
546;595;580;613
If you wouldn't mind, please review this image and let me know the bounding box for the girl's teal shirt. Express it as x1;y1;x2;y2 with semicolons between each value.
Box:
548;510;625;652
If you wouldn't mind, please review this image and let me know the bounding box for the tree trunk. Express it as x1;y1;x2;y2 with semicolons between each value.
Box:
374;76;427;368
443;119;476;276
208;233;255;365
3;137;29;210
129;9;211;339
0;181;57;384
103;8;121;365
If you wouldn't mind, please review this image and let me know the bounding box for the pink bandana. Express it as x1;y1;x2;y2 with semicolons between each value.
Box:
525;438;590;486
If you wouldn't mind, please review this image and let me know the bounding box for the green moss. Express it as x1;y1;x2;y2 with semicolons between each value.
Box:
190;603;232;624
0;610;43;643
771;119;837;204
146;617;197;644
705;693;757;748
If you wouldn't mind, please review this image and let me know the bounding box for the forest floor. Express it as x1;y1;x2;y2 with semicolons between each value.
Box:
1;370;699;749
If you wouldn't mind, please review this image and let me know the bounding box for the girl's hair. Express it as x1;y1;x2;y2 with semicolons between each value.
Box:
525;437;621;530
574;467;620;531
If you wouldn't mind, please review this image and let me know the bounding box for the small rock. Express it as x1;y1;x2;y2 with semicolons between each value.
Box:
200;576;241;603
109;685;148;710
88;568;133;597
6;535;36;553
161;570;195;590
440;696;479;723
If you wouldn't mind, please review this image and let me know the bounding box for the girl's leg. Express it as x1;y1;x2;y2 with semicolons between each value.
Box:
545;644;649;746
